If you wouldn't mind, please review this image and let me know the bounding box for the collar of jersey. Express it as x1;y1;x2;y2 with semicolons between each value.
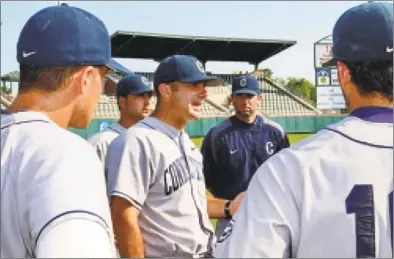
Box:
231;115;261;127
109;122;125;134
142;116;182;139
349;106;393;123
2;110;55;124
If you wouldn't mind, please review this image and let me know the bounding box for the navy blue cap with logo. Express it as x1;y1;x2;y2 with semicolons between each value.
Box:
153;55;217;90
16;3;130;74
116;74;154;98
323;2;393;67
232;75;261;96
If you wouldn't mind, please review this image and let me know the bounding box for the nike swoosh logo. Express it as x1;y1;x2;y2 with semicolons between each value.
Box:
230;150;237;154
387;47;393;53
23;51;36;58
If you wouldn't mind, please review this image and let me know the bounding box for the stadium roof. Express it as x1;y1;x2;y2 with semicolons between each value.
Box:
111;31;297;65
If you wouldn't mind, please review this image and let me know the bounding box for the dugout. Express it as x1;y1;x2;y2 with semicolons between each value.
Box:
111;31;296;71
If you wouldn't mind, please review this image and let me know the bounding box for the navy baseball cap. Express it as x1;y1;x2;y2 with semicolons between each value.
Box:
323;2;393;67
17;3;129;74
153;55;217;90
116;74;154;98
232;75;261;96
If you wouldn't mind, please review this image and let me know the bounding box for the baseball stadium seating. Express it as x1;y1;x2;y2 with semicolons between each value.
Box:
0;70;320;118
90;72;319;119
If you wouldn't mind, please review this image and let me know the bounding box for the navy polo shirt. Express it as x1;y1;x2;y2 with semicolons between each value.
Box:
201;115;290;200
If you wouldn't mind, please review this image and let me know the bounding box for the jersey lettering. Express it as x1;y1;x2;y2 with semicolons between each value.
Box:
163;156;204;195
345;185;393;257
265;141;274;155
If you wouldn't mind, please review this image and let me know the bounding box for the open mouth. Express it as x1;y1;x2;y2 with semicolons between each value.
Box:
191;101;202;108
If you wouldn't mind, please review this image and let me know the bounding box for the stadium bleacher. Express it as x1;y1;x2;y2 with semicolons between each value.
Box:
63;72;321;119
0;70;320;119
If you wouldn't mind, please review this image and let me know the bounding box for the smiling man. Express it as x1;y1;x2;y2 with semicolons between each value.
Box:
201;75;290;238
106;55;218;258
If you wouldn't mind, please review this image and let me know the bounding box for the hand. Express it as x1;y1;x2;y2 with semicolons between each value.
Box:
229;192;245;216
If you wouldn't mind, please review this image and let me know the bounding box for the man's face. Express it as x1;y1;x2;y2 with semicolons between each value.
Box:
70;66;108;129
231;93;261;118
168;82;208;121
121;92;153;121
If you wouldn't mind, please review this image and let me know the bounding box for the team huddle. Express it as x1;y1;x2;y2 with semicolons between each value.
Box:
1;2;393;258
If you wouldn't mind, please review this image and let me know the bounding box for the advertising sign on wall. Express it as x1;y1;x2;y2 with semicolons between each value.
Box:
316;86;346;110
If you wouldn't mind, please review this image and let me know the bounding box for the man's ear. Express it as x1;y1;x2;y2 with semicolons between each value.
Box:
118;96;127;109
73;66;95;95
228;95;234;105
257;94;263;101
337;60;356;97
158;83;171;100
337;61;351;86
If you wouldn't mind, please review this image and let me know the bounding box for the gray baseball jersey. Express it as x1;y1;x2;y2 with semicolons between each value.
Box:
106;117;216;258
1;111;116;258
87;122;125;171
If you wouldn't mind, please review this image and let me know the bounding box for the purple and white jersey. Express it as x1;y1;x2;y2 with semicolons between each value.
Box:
215;107;393;258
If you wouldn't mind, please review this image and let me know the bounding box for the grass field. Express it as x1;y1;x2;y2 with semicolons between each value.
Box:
192;133;313;229
192;133;312;148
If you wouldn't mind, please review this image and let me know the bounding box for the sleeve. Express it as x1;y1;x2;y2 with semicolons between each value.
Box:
106;131;153;211
275;127;290;151
214;151;301;258
281;133;291;149
35;218;116;258
28;139;115;256
200;129;216;191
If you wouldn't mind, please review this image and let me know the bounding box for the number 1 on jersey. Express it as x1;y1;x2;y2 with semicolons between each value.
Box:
345;185;393;258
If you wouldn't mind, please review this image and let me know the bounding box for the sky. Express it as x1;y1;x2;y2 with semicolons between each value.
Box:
1;1;368;84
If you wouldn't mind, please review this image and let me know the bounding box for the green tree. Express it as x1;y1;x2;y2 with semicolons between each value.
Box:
261;68;273;78
286;77;315;101
253;68;273;79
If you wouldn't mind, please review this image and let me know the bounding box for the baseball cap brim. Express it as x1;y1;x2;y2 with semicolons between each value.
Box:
129;88;154;95
232;89;260;96
322;58;337;67
107;59;132;75
180;75;219;85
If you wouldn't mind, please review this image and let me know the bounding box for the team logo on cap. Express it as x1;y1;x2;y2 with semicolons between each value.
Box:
141;76;149;86
240;78;247;87
196;61;205;73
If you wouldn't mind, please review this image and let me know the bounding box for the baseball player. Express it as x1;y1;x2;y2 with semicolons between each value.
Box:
215;2;393;258
88;73;154;173
106;55;218;258
201;75;290;238
0;4;129;258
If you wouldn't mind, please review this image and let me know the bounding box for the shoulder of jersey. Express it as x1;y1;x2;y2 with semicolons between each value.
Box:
2;112;97;160
262;117;285;136
28;120;95;156
87;128;120;145
283;122;342;165
209;118;232;136
128;119;163;137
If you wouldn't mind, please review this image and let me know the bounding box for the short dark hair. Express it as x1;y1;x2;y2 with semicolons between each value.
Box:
343;60;393;101
19;64;108;93
153;81;180;105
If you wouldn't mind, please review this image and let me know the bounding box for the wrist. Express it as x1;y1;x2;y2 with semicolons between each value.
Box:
224;200;232;219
